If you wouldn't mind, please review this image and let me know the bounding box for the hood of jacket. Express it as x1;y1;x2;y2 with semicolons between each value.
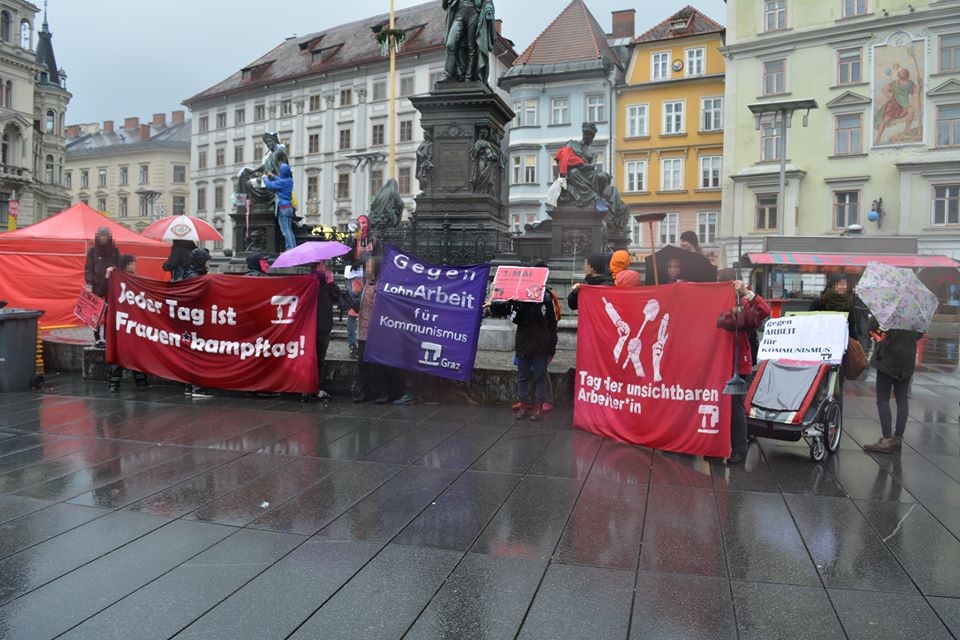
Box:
245;253;265;273
278;163;292;179
188;248;210;274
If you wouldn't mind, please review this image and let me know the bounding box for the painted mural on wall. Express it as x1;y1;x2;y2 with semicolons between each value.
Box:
873;32;925;147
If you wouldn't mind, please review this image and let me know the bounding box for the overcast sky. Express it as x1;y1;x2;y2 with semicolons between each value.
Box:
52;0;728;125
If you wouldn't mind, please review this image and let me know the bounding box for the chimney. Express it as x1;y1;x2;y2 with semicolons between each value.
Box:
611;9;636;40
124;116;140;130
103;120;114;134
65;125;80;138
152;113;166;127
494;19;502;35
171;110;185;124
139;124;150;141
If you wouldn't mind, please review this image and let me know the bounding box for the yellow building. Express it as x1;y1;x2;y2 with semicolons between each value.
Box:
617;7;725;260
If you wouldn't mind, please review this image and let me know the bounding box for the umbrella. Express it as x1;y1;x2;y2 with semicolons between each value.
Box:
644;245;717;286
854;261;939;332
141;215;223;243
270;241;352;269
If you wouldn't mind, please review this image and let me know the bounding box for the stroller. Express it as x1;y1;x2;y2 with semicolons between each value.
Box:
744;314;846;462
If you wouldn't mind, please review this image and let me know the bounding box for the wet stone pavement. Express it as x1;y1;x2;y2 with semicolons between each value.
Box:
0;372;958;639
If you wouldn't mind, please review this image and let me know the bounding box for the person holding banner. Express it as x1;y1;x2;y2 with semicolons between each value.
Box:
108;255;148;392
567;254;611;311
352;257;390;403
182;248;215;398
84;227;120;348
302;261;340;403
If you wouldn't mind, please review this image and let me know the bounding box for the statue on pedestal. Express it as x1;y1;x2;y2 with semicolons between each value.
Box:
441;0;496;84
469;128;500;195
235;132;289;207
369;178;405;229
415;129;434;190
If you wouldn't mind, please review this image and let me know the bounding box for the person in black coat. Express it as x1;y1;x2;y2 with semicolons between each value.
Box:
302;261;341;403
244;253;269;277
862;325;923;453
567;254;612;311
162;239;196;282
488;287;559;421
84;227;120;347
181;248;214;398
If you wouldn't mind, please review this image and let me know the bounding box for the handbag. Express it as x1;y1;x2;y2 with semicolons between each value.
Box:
845;338;868;380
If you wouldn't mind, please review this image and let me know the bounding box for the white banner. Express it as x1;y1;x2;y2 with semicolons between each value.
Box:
757;313;849;364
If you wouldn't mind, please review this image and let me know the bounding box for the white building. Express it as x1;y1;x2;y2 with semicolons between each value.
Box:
183;0;515;251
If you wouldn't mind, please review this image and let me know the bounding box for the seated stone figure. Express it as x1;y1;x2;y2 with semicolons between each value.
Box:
368;178;405;229
554;122;629;237
235;132;289;207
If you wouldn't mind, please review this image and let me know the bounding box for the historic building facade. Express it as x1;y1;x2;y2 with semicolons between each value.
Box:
183;1;515;252
722;0;960;263
0;1;70;229
64;112;191;234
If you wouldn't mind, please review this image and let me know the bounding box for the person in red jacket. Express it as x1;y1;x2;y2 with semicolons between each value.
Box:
717;269;771;464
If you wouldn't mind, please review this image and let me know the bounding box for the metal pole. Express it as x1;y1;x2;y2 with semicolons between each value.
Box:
388;0;397;182
778;109;787;236
648;222;659;285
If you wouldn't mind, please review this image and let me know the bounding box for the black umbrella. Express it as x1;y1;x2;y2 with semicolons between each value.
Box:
644;245;717;286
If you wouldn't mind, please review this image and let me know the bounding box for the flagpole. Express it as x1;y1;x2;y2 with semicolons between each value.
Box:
388;0;397;182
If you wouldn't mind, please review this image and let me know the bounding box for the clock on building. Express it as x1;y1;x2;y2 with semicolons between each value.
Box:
672;59;684;72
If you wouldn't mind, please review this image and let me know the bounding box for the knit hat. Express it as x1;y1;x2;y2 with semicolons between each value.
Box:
615;269;641;287
609;250;631;276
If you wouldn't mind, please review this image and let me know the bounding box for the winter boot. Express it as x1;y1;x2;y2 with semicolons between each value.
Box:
863;437;902;453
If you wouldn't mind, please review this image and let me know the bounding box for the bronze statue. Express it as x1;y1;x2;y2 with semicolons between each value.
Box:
235;132;289;205
469;128;500;195
554;122;630;236
368;178;405;229
441;0;496;84
415;129;434;190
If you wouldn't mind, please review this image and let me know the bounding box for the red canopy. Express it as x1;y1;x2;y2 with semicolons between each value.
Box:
0;203;170;328
747;252;959;269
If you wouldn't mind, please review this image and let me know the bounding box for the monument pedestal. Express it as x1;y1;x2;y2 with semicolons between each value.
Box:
514;205;628;264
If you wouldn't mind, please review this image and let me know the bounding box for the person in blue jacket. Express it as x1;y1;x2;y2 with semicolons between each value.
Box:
263;163;296;251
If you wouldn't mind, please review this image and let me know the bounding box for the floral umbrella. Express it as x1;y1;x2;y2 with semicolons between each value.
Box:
141;215;223;243
854;261;939;332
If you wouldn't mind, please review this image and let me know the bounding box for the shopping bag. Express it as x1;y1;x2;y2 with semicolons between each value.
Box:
545;178;564;207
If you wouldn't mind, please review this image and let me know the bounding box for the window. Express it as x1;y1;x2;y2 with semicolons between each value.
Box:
941;34;960;72
837;48;862;85
308;133;320;154
399;120;413;143
550;97;569;125
631;218;643;245
196;187;206;211
234;144;244;164
336;172;350;199
216;112;226;129
370;169;383;197
587;95;605;122
663;101;684;134
624;160;647;192
253;143;264;160
761;121;783;160
254;104;266;121
214;186;224;210
215;147;225;167
521;99;537;126
835;114;863;155
97;198;106;213
756;193;779;230
764;0;786;31
372;123;385;146
340;88;352;106
198;151;207;170
697;212;718;244
119;196;128;218
139;164;149;184
339;127;351;150
511;155;537;184
933;185;960;225
80;170;89;189
842;0;867;17
936;105;960;147
235;108;246;125
64;171;71;189
97;167;107;188
44;155;53;183
699;156;721;188
173;165;186;183
46;110;55;133
19;19;29;49
660;158;684;191
281;100;292;116
763;59;786;95
834;190;859;228
198;116;208;132
398;166;412;195
400;76;415;97
701;97;723;131
652;52;670;80
139;196;149;217
686;48;705;76
307;175;319;200
372;80;387;101
309;94;321;112
626;104;648;137
430;70;444;89
658;213;679;245
173;195;185;216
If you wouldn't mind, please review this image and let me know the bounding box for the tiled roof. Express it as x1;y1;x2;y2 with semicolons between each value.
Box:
185;1;449;106
66;121;191;158
513;0;619;67
632;5;724;44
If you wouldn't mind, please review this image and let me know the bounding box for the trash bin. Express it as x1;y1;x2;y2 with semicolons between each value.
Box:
0;309;44;392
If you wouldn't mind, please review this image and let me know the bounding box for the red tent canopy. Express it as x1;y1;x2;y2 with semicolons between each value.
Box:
0;203;171;328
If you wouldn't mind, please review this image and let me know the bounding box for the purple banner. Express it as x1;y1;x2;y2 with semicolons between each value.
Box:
364;245;490;383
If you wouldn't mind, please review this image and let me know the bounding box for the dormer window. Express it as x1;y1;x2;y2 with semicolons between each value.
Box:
241;62;272;81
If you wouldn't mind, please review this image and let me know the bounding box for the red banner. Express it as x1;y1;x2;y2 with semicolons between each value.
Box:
74;289;105;329
106;272;318;393
574;283;735;458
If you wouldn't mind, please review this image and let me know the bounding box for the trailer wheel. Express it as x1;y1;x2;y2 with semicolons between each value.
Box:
810;437;826;463
825;402;842;453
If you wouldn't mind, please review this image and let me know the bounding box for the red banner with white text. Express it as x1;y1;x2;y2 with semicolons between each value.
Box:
106;272;318;393
574;282;735;458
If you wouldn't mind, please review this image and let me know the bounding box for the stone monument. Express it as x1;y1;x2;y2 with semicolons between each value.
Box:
229;131;294;254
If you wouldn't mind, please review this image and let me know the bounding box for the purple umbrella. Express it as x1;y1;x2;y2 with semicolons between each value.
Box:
269;241;352;269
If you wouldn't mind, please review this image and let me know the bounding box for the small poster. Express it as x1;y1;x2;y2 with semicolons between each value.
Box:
74;289;106;329
490;266;549;303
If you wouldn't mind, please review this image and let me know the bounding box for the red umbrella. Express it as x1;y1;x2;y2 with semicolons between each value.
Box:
141;215;223;243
